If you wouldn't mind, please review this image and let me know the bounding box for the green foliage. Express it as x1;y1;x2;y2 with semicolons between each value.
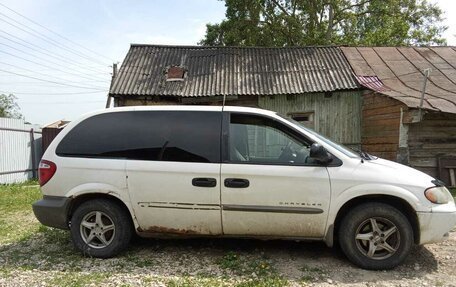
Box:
450;188;456;198
0;93;22;119
200;0;447;46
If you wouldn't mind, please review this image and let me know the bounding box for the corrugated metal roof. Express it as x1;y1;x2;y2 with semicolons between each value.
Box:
341;47;456;114
110;45;358;97
355;75;391;93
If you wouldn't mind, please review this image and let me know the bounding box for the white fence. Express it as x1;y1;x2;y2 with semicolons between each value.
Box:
0;118;42;184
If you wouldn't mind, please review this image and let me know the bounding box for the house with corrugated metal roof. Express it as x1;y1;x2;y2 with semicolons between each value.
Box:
109;45;363;149
109;44;456;185
341;47;456;185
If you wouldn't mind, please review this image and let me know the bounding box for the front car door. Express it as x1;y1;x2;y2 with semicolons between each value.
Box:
221;111;332;238
126;109;223;235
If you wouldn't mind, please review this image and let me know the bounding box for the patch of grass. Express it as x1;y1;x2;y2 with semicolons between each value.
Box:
0;213;41;244
300;274;314;283
0;226;87;272
50;272;109;287
218;251;242;271
0;181;41;244
218;251;274;277
234;276;288;287
123;251;156;269
300;264;324;274
216;251;288;286
299;264;326;284
0;181;40;213
167;276;286;287
166;276;229;287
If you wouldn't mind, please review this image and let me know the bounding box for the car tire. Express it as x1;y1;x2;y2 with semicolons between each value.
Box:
338;202;413;270
70;199;132;258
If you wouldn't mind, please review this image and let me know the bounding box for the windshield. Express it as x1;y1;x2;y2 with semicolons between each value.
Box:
278;114;360;158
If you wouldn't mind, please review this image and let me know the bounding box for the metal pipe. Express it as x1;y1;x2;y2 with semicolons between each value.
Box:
0;127;42;133
30;128;37;178
0;169;37;176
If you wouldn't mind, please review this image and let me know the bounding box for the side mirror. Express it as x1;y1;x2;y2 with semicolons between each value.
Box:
309;143;332;164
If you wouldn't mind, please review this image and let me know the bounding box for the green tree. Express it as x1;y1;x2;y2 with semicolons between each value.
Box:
200;0;447;46
0;94;22;119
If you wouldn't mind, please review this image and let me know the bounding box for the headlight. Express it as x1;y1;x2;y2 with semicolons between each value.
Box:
424;186;451;204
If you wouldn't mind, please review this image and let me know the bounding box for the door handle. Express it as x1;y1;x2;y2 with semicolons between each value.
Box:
192;177;217;187
224;178;250;188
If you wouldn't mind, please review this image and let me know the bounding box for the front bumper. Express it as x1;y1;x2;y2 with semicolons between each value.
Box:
417;211;456;244
32;196;71;230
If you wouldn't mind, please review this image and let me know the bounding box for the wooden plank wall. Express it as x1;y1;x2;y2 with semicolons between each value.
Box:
408;112;456;177
116;95;259;107
115;97;179;106
258;91;362;148
361;92;404;160
200;95;259;107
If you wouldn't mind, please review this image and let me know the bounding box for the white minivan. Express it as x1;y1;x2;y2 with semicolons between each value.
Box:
33;106;456;270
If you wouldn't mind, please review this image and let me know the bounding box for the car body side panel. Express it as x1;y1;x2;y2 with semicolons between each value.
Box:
126;161;222;235
38;155;136;226
221;163;331;237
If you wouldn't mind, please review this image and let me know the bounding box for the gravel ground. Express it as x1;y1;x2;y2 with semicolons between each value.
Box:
0;225;455;286
1;184;455;287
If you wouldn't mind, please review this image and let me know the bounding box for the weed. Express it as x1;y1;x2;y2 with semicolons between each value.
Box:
218;251;242;271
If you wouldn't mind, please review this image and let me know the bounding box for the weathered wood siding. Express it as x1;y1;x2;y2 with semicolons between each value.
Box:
258;91;362;147
408;112;456;177
361;93;405;160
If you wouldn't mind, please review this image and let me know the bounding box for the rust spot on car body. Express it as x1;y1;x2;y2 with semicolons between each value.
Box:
138;226;200;235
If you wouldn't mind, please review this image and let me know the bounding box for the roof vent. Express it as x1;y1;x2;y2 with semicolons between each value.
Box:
166;66;185;81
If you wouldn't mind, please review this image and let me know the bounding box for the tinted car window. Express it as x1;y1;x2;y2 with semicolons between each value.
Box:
56;111;221;163
229;113;312;165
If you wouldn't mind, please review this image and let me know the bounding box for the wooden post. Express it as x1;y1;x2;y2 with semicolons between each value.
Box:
106;63;118;108
29;128;36;179
418;68;431;120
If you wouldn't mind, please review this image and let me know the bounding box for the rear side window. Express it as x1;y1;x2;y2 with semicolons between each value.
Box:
56;111;221;163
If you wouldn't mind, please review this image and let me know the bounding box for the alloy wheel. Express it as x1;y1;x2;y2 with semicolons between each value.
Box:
354;217;400;260
79;211;116;249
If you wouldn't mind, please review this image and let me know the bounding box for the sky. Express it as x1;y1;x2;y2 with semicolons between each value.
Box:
0;0;455;125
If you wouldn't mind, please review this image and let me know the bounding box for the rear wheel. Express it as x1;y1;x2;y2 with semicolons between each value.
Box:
70;199;132;258
338;202;413;270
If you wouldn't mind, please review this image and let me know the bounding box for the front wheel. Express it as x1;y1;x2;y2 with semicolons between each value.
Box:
338;202;413;270
70;199;132;258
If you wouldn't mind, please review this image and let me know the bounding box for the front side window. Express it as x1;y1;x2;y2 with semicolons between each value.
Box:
280;115;359;158
229;114;312;165
56;111;221;163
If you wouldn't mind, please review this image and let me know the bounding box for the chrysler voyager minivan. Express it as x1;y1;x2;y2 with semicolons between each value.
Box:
33;106;456;270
